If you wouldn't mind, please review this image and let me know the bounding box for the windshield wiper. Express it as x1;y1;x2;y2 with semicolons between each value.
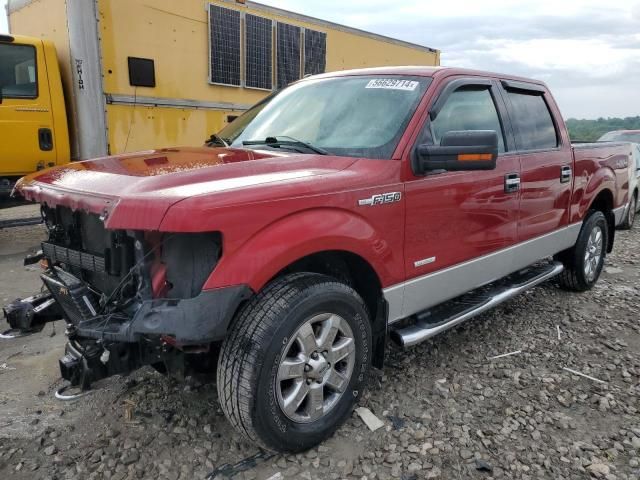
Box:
206;133;230;147
242;136;330;155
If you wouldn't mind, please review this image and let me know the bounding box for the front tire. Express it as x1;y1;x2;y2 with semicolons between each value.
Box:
557;210;608;291
217;273;372;452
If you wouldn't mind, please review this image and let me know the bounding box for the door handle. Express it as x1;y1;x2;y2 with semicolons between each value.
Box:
560;165;572;183
504;173;520;193
38;128;53;151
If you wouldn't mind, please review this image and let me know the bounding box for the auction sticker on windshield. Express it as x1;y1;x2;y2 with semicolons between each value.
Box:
366;79;419;91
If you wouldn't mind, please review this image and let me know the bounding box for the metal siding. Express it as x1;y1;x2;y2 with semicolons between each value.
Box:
13;0;439;156
67;0;108;159
105;104;232;154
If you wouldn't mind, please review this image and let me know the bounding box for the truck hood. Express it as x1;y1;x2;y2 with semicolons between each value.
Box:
17;147;357;230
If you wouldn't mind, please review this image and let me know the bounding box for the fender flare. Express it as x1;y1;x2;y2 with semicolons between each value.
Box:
576;169;616;221
203;208;396;292
581;177;616;253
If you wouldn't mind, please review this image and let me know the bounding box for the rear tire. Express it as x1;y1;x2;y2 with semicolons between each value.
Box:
217;273;372;452
557;210;608;292
619;193;636;230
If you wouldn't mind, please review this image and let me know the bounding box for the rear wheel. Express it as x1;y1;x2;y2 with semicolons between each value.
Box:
557;210;608;291
217;273;372;452
619;193;636;230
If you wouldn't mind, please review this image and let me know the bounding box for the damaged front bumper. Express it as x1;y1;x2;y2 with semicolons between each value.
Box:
41;267;251;344
4;267;251;390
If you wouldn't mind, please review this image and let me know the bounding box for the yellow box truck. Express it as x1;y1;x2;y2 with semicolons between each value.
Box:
1;0;439;194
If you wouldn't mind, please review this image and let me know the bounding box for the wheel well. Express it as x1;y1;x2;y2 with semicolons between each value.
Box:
589;189;615;252
273;251;387;368
275;251;383;322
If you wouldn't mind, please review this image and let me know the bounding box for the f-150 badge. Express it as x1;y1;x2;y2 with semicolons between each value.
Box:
358;192;402;206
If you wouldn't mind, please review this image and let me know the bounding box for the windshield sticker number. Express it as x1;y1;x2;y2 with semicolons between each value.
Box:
366;79;419;91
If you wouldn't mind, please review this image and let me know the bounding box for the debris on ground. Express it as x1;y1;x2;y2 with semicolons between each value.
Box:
475;458;494;472
1;213;640;479
355;407;385;431
488;349;522;360
562;367;607;384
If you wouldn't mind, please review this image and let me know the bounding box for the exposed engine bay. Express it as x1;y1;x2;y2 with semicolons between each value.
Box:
2;205;245;391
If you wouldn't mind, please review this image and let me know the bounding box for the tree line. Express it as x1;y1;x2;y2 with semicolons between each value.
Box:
565;116;640;142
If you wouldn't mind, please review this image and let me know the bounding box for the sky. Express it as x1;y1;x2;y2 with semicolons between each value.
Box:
2;0;639;119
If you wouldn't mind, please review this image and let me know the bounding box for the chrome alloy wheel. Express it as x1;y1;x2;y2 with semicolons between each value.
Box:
584;225;604;282
276;313;356;424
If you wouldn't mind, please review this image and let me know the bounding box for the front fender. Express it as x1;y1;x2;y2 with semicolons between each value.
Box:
203;208;399;292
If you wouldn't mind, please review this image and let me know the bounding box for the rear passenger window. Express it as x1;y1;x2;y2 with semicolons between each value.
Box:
506;91;558;150
431;88;506;153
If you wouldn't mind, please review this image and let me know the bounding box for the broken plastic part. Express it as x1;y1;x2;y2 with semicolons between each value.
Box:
2;292;61;333
100;349;110;364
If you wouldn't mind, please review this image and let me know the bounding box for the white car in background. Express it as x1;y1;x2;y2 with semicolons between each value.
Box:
598;131;640;229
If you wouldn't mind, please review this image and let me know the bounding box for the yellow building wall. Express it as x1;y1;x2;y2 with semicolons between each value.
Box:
98;0;439;154
98;0;439;104
11;0;440;155
106;104;234;154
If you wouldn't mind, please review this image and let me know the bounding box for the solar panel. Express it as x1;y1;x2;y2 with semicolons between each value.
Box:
209;5;241;86
276;22;301;89
304;29;327;76
245;14;273;90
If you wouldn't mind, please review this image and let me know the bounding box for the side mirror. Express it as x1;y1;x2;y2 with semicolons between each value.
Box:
415;130;498;174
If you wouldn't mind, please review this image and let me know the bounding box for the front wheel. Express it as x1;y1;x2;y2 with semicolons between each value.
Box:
217;273;372;452
557;210;608;291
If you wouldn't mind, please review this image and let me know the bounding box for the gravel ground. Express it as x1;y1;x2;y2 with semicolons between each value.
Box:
0;216;638;480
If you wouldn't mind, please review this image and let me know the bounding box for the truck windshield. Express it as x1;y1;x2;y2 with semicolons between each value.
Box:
217;76;431;159
0;43;38;99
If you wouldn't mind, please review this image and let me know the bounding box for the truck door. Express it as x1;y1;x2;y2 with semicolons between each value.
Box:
0;38;57;179
498;81;572;241
397;78;520;320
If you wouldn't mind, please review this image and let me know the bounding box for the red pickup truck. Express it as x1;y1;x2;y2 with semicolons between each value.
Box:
5;67;632;452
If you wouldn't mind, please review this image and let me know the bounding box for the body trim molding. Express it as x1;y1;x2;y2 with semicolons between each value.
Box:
384;222;583;323
105;94;251;112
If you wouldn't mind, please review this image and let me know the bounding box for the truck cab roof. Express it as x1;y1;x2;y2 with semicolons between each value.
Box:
311;65;548;87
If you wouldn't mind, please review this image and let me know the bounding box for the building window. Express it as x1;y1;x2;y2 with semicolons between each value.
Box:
209;5;241;86
245;14;273;90
276;22;301;89
304;29;326;76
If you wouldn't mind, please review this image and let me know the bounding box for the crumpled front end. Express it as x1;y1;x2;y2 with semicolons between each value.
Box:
8;204;249;389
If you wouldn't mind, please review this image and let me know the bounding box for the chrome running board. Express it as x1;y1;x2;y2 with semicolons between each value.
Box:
390;261;564;348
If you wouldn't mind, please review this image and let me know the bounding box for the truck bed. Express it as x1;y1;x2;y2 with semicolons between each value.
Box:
572;141;633;215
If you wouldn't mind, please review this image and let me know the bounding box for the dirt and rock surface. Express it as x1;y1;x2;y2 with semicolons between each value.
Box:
0;206;639;480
